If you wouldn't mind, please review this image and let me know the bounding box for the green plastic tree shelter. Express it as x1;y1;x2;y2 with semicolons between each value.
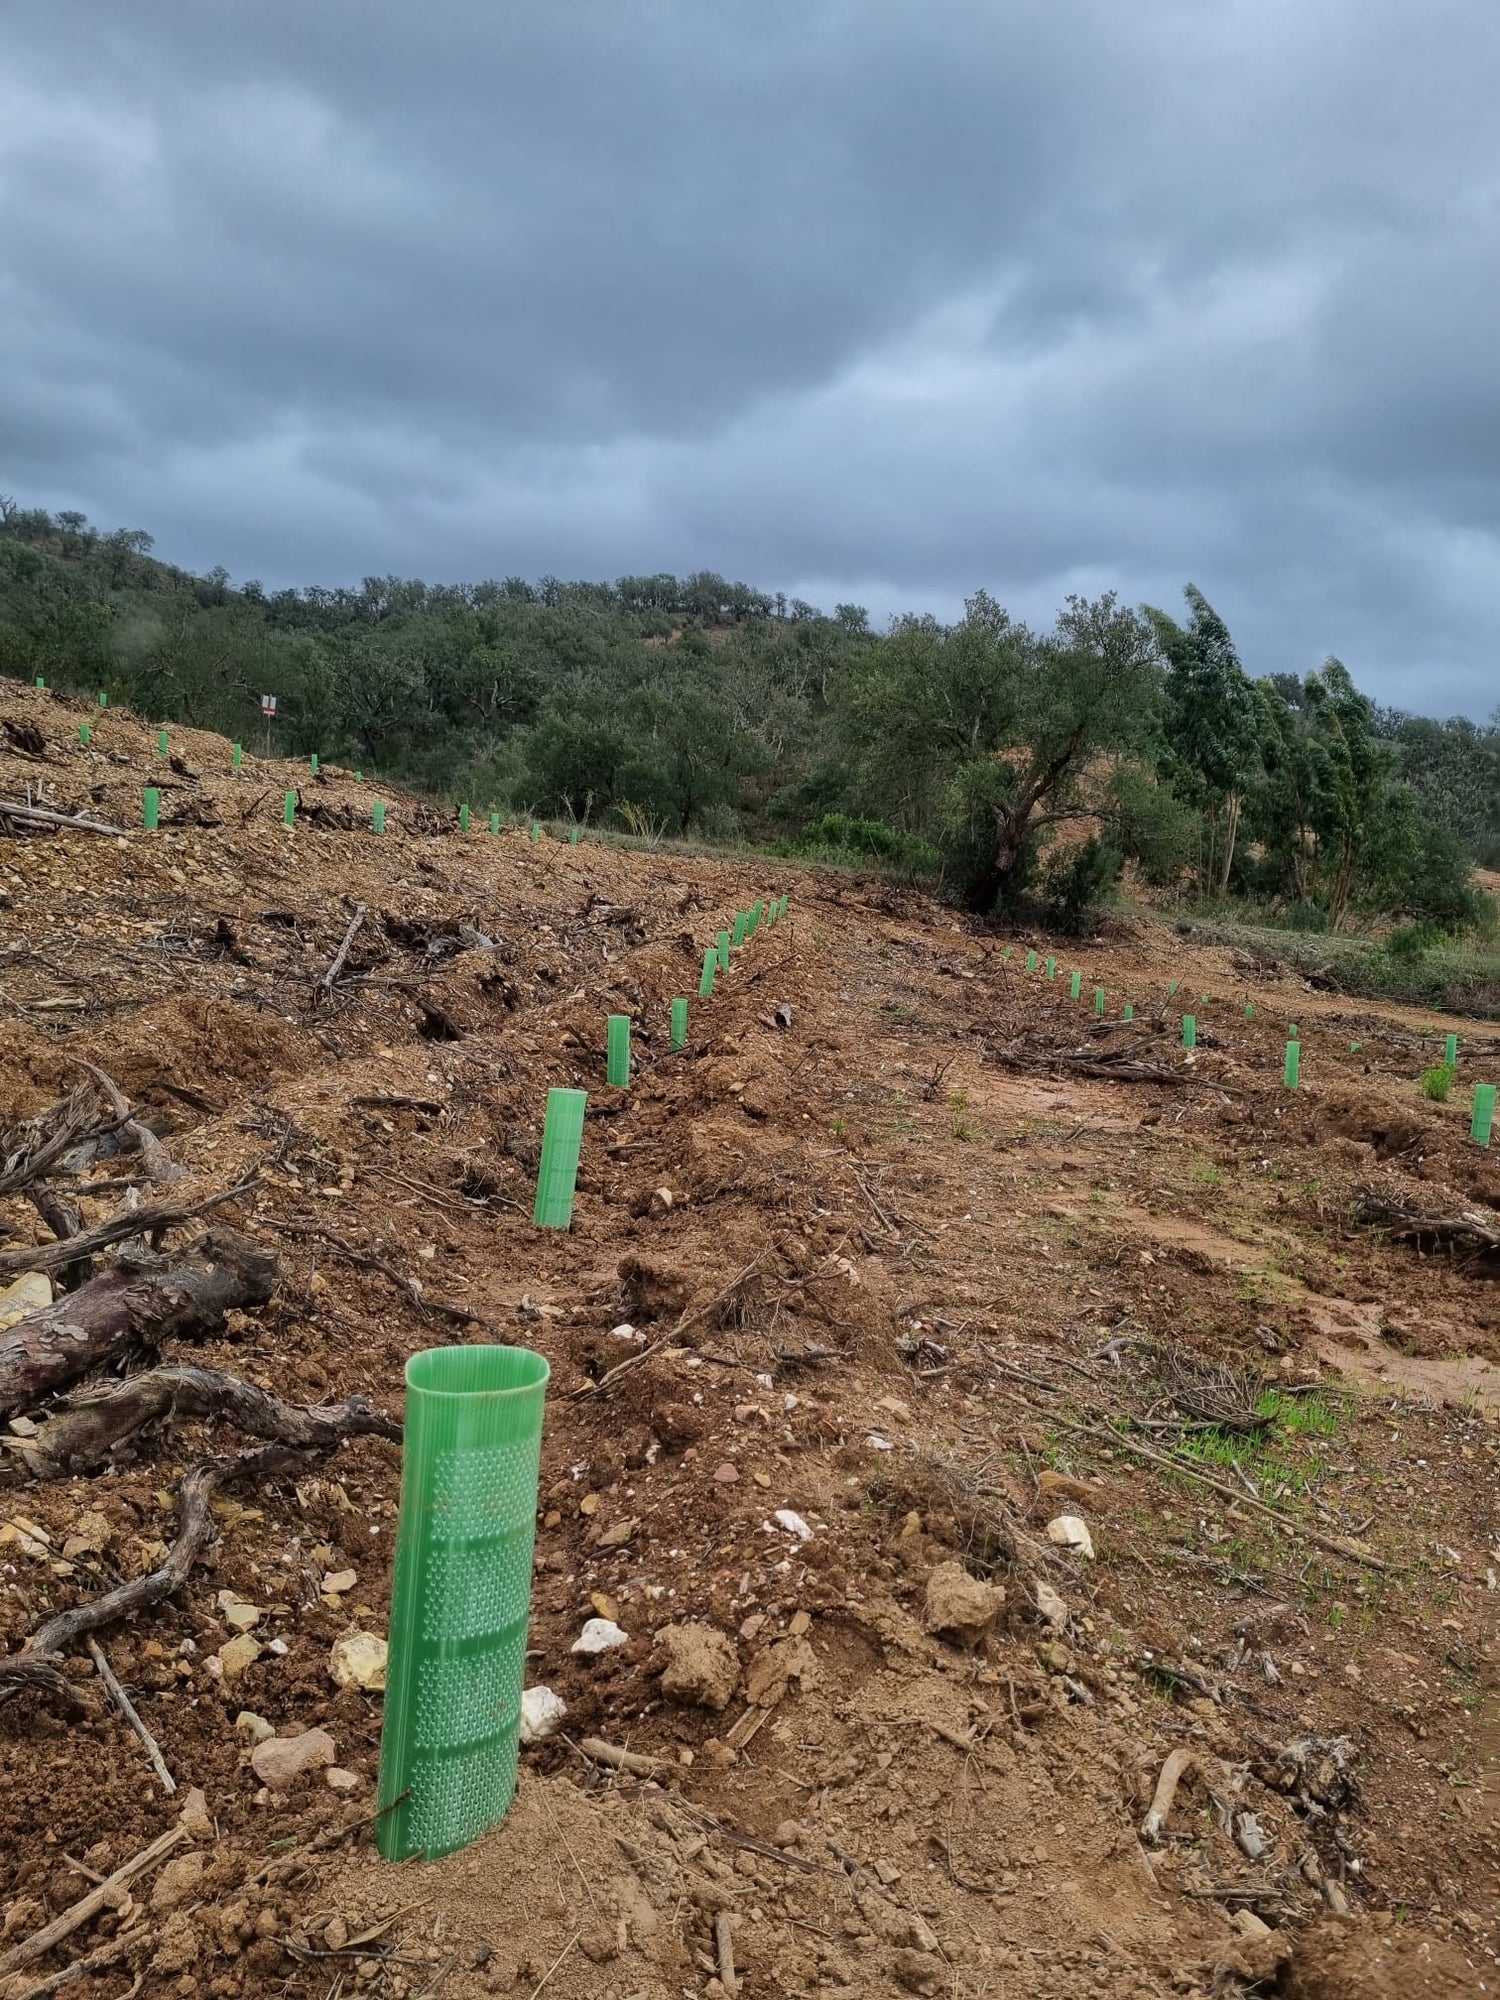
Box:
1182;1015;1196;1049
1123;1003;1134;1022
1471;1084;1495;1148
1094;987;1105;1016
699;949;717;999
1445;1033;1459;1068
533;1087;587;1228
157;730;169;757
1046;956;1056;979
375;1343;550;1862
716;929;731;972
459;805;470;831
1285;1041;1301;1089
283;791;297;827
732;913;747;948
232;742;242;767
670;999;689;1050
79;724;91;747
490;812;500;834
142;788;160;831
1026;950;1037;972
373;803;386;833
607;1015;631;1087
1069;971;1082;1000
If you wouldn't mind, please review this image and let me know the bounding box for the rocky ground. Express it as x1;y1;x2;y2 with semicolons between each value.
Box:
0;684;1497;1999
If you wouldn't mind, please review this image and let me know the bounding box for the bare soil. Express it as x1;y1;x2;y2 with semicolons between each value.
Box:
1;686;1498;1999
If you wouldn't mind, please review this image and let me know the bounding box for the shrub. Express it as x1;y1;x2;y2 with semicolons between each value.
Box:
1421;1063;1455;1103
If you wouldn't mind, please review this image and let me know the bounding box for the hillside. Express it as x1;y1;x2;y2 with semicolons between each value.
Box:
1;683;1498;2000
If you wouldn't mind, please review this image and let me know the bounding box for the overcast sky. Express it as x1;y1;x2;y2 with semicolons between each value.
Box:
4;1;1498;717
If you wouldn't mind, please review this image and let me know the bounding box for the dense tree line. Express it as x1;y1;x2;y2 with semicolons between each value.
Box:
2;498;1494;932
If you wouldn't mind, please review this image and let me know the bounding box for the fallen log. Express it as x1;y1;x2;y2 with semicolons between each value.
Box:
2;1361;398;1482
0;800;119;836
0;1230;276;1420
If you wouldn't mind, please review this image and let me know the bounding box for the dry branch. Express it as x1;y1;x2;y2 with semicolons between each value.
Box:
0;1442;309;1712
2;1361;397;1482
321;902;368;998
0;1826;186;1978
1354;1187;1500;1260
0;1170;260;1278
75;1061;187;1183
0;800;119;836
86;1638;176;1792
272;1219;483;1326
573;1255;766;1399
0;1230;276;1420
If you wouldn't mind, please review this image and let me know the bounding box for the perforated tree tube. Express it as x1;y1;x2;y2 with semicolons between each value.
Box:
1123;1003;1134;1022
670;999;688;1050
1026;950;1037;972
533;1087;587;1227
1285;1040;1301;1089
142;788;160;831
1067;971;1080;999
80;724;91;747
1046;956;1056;979
1182;1015;1197;1049
732;913;747;948
459;805;470;831
607;1015;631;1087
530;823;540;842
1003;946;1012;962
1168;980;1178;997
157;730;169;756
283;791;297;827
1472;1084;1495;1147
1445;1033;1458;1067
779;893;788;917
99;691;108;707
373;803;386;833
1095;987;1105;1016
1245;1003;1254;1020
231;742;241;767
570;827;580;845
375;1343;550;1863
717;929;731;972
310;753;320;775
699;949;716;998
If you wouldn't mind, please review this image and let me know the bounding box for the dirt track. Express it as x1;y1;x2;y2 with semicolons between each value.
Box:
1;685;1498;1999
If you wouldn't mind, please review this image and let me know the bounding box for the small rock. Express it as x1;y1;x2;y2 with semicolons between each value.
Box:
151;1852;206;1913
1046;1515;1095;1559
325;1767;360;1791
596;1519;635;1550
250;1727;337;1791
571;1618;630;1655
0;1272;51;1334
769;1509;813;1542
713;1461;740;1484
656;1622;740;1711
177;1787;213;1841
322;1569;357;1594
519;1685;567;1744
324;1917;349;1951
329;1631;388;1692
235;1711;275;1743
61;1510;112;1560
222;1602;263;1634
215;1634;262;1682
923;1562;1004;1649
771;1820;802;1848
1033;1581;1069;1629
899;1511;924;1539
0;1516;50;1560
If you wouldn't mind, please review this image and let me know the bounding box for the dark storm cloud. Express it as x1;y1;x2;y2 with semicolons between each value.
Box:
3;0;1498;713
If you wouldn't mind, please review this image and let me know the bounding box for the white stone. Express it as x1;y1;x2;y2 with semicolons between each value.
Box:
1046;1515;1095;1559
519;1685;568;1744
571;1618;630;1655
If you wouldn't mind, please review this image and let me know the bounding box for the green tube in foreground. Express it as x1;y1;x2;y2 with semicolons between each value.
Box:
1046;956;1056;979
671;998;689;1049
1094;986;1105;1016
607;1015;631;1087
142;788;160;831
375;1343;550;1863
1026;950;1037;972
717;929;731;972
1123;1003;1134;1022
283;791;296;828
1182;1015;1197;1049
1285;1041;1301;1089
1470;1084;1494;1147
533;1087;587;1228
699;949;716;998
1069;970;1082;1000
373;802;386;833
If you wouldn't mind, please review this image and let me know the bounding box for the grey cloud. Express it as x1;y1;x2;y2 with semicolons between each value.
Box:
2;0;1498;714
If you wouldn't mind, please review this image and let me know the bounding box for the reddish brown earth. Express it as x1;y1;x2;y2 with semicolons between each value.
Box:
1;684;1497;1999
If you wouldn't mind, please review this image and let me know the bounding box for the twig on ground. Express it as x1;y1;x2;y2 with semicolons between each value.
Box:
85;1638;176;1792
573;1255;766;1400
321;904;368;999
0;801;118;836
0;1827;187;1976
273;1219;483;1327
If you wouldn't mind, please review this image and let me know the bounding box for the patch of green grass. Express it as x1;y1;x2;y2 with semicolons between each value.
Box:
950;1117;982;1141
1189;1155;1223;1189
1421;1063;1455;1103
1164;1390;1342;1500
